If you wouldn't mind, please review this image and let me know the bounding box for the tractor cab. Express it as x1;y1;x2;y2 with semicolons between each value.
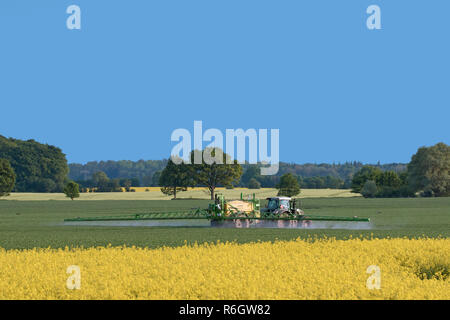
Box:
266;197;290;212
262;197;304;215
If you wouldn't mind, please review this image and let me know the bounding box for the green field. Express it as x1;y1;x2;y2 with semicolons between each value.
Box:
0;197;449;250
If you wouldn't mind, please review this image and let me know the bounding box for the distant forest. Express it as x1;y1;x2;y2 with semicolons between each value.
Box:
68;160;407;189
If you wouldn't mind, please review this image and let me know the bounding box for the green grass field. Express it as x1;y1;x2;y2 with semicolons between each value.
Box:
0;197;449;250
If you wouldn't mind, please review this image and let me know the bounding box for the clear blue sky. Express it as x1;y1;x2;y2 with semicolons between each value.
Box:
0;1;448;164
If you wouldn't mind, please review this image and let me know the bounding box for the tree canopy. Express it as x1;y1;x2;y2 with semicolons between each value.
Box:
277;173;301;197
0;136;68;192
361;180;377;198
351;166;383;193
64;181;80;200
407;142;450;197
0;159;15;197
159;158;192;199
190;148;242;200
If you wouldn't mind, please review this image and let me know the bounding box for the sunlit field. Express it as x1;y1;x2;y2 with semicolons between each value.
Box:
0;238;448;300
5;188;359;201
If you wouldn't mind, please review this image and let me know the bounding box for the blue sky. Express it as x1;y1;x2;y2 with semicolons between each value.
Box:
0;1;448;164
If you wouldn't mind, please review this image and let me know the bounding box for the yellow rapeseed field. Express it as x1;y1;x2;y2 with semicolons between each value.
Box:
0;238;448;300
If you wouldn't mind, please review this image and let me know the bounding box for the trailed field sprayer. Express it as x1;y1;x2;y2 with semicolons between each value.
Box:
64;193;370;228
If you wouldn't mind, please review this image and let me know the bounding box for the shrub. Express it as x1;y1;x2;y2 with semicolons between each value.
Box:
63;181;80;200
361;180;377;198
248;178;261;189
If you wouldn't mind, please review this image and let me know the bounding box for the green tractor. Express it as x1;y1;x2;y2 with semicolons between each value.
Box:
261;197;304;216
260;197;308;228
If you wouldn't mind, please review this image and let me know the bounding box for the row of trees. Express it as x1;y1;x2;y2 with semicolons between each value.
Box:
68;160;166;186
353;143;449;198
238;164;349;189
69;158;408;188
75;172;141;192
1;136;448;199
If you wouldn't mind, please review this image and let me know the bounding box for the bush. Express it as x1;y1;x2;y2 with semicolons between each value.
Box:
63;181;80;200
361;180;377;198
248;178;261;189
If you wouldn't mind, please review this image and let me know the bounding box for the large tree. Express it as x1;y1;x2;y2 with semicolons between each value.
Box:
0;136;68;192
190;148;242;200
159;157;192;199
407;142;450;197
276;173;301;197
0;159;16;197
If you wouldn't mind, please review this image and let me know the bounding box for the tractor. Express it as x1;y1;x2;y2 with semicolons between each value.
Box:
261;197;304;216
261;197;307;228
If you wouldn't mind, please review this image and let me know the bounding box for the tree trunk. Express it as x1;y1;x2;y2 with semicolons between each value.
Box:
173;186;177;199
210;186;215;200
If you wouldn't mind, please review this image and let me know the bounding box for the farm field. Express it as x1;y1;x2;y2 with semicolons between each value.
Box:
0;197;449;250
4;188;359;201
1;238;448;299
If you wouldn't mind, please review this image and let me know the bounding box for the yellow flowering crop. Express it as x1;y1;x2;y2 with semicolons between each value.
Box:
0;238;448;300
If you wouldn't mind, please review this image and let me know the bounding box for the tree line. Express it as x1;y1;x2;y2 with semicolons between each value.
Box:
155;143;449;199
68;159;407;189
352;143;449;198
69;160;167;187
0;135;448;199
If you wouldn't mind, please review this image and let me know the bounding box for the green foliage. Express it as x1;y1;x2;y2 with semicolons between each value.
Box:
0;159;16;197
63;181;80;200
159;157;191;199
190;148;243;200
378;171;402;188
70;160;408;188
75;172;122;192
120;178;132;191
277;173;301;197
0;136;68;192
87;172;122;192
407;142;450;197
152;171;162;187
248;178;261;189
352;166;414;198
361;180;377;198
68;160;167;185
130;177;140;187
351;166;383;193
92;171;109;186
299;175;344;189
240;165;260;187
